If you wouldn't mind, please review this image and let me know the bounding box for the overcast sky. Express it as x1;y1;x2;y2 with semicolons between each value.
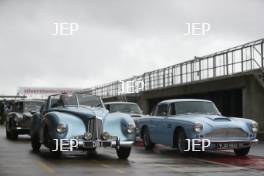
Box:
0;0;263;95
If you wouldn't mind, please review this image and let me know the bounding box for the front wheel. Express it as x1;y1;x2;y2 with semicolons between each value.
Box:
10;130;18;140
142;128;155;150
6;120;18;140
116;147;131;160
177;130;188;154
0;114;6;124
234;147;250;156
5;129;11;139
31;134;41;152
5;122;11;139
0;116;3;124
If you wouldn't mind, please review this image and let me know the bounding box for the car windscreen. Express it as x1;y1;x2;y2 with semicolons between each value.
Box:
109;103;141;114
24;102;43;112
174;101;220;115
50;94;78;108
76;94;103;107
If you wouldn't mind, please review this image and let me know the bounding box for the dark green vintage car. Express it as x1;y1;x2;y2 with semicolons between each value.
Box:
5;100;44;139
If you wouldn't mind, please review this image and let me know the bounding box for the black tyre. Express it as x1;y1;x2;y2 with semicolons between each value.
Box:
0;117;3;124
45;127;62;158
6;119;18;140
31;134;41;152
142;127;155;150
176;130;188;154
0;114;6;124
234;147;250;156
10;130;18;140
116;147;131;160
5;122;11;139
5;129;11;139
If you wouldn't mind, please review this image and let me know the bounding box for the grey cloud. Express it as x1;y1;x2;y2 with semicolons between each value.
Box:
0;0;263;94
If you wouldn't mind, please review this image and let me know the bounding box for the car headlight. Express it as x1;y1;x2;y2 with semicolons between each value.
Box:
193;123;203;133
101;132;110;140
251;121;258;133
84;132;93;140
56;123;67;133
127;124;136;134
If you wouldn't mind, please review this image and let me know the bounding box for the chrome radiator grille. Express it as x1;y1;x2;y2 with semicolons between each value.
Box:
87;118;103;140
204;128;248;138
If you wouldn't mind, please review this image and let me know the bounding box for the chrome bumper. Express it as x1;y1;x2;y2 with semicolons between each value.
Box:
15;127;30;134
16;127;30;130
194;139;258;150
77;139;134;149
200;139;258;144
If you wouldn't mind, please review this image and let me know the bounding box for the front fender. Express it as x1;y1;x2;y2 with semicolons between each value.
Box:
103;112;136;141
44;111;86;140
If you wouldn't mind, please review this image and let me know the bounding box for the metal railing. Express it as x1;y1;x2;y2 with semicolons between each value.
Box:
81;38;264;98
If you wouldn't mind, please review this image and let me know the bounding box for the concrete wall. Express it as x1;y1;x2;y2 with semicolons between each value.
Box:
139;73;247;115
243;74;264;140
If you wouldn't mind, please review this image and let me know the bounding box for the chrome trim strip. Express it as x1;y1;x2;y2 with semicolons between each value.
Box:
118;141;134;147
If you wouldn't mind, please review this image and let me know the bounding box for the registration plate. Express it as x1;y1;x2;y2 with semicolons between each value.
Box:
84;141;111;148
217;143;238;150
84;141;103;148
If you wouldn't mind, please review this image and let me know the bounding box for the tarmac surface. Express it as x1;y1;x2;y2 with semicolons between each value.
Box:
0;125;263;176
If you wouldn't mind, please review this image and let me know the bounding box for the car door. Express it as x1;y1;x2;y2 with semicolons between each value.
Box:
151;103;169;144
157;103;177;145
160;103;176;146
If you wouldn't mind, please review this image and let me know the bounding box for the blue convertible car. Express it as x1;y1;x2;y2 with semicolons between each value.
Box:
138;99;258;156
30;93;136;159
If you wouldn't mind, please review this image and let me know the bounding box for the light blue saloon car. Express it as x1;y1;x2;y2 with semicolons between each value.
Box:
138;99;258;156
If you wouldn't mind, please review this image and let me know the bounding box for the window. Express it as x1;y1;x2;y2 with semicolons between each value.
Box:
108;103;141;114
50;95;61;108
105;104;110;111
76;94;102;107
24;102;43;112
174;101;220;115
156;104;168;116
169;103;176;115
15;102;23;112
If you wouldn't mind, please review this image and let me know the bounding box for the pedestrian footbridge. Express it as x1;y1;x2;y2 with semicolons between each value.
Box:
81;38;264;139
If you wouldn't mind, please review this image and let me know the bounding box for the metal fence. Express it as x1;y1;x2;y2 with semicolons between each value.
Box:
82;38;264;98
